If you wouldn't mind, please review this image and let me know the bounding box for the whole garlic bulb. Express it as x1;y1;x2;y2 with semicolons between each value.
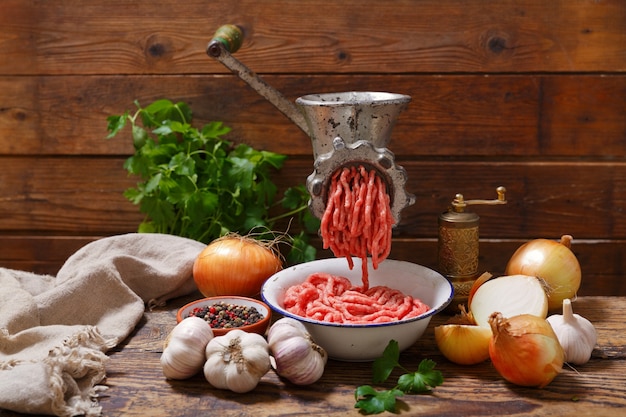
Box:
203;329;270;393
546;298;597;365
160;316;214;379
267;317;327;385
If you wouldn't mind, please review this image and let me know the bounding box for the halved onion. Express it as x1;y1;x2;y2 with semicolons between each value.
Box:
435;324;492;365
435;305;491;365
469;274;548;328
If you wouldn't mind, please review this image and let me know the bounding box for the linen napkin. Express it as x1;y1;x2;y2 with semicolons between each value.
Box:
0;233;206;416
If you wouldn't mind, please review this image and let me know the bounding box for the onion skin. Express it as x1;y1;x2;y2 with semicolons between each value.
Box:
435;324;492;365
488;312;565;388
505;235;581;311
193;235;283;297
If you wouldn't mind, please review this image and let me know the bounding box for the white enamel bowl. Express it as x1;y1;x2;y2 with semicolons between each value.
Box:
261;257;454;361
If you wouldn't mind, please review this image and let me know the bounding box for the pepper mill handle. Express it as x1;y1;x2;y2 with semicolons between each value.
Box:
452;186;507;212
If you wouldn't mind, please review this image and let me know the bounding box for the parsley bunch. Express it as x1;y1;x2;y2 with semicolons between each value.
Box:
106;99;318;264
355;340;444;414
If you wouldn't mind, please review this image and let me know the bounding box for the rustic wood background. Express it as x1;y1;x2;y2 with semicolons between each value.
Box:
0;0;624;295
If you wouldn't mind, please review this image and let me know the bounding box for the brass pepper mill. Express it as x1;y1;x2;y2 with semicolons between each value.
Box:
438;186;507;312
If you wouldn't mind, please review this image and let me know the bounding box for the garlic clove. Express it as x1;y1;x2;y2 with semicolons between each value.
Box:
222;357;265;393
267;317;328;385
273;336;327;385
203;329;270;393
161;338;206;379
546;298;597;365
238;333;273;377
160;316;214;380
204;353;229;389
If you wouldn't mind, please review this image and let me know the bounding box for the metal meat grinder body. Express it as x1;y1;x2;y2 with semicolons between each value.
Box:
207;25;415;224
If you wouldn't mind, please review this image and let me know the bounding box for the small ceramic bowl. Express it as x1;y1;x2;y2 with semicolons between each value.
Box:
261;257;453;361
177;296;271;336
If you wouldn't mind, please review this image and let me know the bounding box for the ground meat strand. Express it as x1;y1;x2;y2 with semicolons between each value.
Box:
320;166;393;289
284;272;430;324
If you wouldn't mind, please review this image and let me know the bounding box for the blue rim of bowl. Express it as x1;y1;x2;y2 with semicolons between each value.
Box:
261;274;454;329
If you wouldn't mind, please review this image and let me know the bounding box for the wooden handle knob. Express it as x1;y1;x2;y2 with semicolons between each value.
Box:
207;24;244;57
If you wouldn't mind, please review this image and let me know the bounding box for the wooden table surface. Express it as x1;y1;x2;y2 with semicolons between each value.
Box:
2;293;625;417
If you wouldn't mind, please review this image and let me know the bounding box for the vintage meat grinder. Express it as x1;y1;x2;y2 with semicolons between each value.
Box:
206;25;415;226
207;25;507;305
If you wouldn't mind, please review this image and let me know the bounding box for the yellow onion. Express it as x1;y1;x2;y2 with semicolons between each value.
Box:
435;324;492;365
193;234;283;297
505;235;581;311
488;312;564;388
435;305;491;365
469;274;548;329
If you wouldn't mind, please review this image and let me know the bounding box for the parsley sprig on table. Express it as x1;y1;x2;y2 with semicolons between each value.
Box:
354;340;444;414
106;99;318;264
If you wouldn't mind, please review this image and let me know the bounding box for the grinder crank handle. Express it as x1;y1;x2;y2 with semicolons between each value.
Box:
206;24;310;136
207;24;245;55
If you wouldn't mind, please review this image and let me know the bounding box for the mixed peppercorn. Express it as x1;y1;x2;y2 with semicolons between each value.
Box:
186;302;264;329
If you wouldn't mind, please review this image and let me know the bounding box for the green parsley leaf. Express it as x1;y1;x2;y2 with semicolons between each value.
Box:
286;231;317;265
416;359;444;389
372;340;401;383
354;386;404;415
131;124;148;148
105;99;317;263
397;359;443;393
201;120;231;139
281;186;307;210
106;114;127;139
354;340;444;414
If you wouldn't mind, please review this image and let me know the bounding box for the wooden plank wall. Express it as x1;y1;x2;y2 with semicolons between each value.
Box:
0;0;624;295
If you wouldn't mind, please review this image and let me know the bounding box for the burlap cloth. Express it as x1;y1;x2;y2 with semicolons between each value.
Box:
0;233;206;416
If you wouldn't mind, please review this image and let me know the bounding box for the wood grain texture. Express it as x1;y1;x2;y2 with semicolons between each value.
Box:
0;75;624;157
0;0;624;296
0;155;624;293
1;236;623;296
2;294;624;417
1;0;624;75
1;157;624;238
